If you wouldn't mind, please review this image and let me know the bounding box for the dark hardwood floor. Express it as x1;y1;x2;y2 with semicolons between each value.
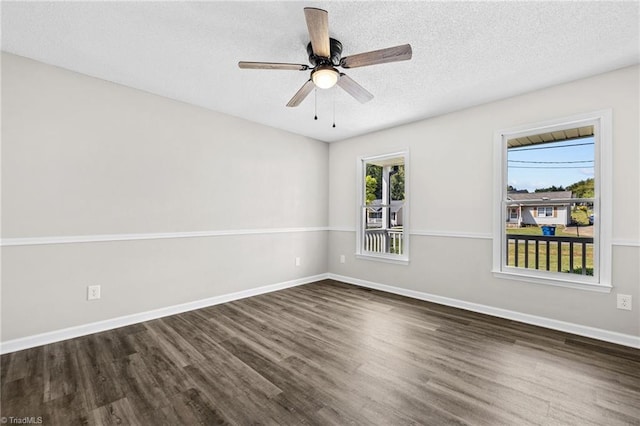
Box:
2;279;639;425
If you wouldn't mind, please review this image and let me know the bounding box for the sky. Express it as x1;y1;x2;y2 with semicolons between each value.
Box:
507;137;594;193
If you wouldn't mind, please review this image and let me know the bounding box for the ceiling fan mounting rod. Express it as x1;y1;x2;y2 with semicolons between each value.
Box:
307;38;343;67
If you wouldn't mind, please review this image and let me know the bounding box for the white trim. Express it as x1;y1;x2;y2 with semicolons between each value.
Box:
0;273;329;354
492;270;612;293
3;271;637;353
331;227;493;240
327;228;640;246
493;109;613;288
598;109;613;288
356;150;410;262
0;227;329;247
327;273;639;349
359;150;408;163
328;226;357;233
12;226;623;248
612;239;640;247
410;230;492;239
355;253;409;265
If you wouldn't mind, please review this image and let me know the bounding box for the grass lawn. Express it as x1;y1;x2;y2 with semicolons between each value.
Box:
506;226;594;275
506;226;575;237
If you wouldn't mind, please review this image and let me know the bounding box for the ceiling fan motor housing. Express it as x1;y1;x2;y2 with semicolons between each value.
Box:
307;38;343;66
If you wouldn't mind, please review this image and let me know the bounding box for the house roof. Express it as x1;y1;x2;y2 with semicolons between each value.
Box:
2;2;638;143
368;200;404;213
508;191;572;202
507;127;594;149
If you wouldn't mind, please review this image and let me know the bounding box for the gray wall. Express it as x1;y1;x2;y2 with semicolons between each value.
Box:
328;65;639;337
1;53;329;341
2;53;638;345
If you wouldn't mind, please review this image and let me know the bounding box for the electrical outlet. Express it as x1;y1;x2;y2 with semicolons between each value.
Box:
87;285;101;301
340;254;346;264
617;294;632;310
295;257;301;267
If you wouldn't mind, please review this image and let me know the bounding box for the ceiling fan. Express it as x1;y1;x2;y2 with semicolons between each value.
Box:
238;7;412;107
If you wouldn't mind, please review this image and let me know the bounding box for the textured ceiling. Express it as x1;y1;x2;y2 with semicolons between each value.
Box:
2;1;639;143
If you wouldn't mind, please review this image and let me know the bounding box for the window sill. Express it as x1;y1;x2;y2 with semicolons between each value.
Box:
356;253;409;265
492;269;612;293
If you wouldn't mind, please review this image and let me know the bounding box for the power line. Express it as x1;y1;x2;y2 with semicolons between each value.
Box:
508;141;594;152
509;166;595;169
508;160;594;164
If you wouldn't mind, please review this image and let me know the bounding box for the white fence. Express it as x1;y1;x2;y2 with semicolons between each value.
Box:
364;229;404;255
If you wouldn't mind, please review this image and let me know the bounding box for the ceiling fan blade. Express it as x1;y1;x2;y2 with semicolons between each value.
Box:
340;44;412;69
337;74;374;104
238;61;309;71
286;80;315;107
304;7;330;57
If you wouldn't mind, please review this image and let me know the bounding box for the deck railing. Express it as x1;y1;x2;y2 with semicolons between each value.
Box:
506;234;594;275
364;228;404;255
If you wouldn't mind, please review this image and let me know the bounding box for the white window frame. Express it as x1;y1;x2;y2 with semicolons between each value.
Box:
537;206;554;217
356;150;410;265
492;110;612;292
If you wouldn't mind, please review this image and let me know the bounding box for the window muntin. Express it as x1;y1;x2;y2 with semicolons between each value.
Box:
357;152;408;263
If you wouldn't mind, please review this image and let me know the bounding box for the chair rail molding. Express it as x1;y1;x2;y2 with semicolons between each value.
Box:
1;226;330;247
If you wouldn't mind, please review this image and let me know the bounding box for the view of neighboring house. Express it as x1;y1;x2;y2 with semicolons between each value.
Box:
366;199;404;228
507;191;573;227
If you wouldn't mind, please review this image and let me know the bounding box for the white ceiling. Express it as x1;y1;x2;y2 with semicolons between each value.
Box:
2;1;639;143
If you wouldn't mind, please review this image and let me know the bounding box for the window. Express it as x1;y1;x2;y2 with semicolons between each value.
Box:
537;207;554;217
357;151;409;264
493;111;612;292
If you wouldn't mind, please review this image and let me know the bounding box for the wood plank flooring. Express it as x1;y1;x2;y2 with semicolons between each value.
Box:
2;279;639;425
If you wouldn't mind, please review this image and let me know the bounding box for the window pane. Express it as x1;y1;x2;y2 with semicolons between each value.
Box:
365;164;383;205
505;127;595;276
390;165;405;202
362;156;405;256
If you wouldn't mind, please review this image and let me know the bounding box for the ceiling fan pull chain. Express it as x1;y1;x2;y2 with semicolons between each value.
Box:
314;88;318;120
332;88;336;128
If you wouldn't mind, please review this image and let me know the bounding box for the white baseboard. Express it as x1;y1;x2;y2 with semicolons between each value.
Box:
0;273;329;354
4;272;637;353
327;273;640;349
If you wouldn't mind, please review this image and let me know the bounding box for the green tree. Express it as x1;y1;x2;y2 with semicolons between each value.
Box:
571;205;590;237
535;185;565;193
567;178;594;198
365;164;382;200
571;205;590;226
508;185;528;193
365;175;377;205
391;165;405;201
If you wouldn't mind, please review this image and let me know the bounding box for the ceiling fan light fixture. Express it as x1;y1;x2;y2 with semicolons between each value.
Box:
311;66;339;89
